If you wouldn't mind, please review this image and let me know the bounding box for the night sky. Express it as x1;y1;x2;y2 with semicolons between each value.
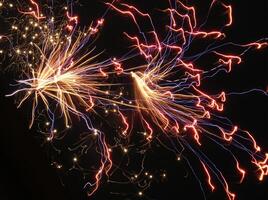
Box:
1;1;268;200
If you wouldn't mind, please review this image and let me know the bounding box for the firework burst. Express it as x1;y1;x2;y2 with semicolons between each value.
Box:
1;0;268;199
109;1;268;199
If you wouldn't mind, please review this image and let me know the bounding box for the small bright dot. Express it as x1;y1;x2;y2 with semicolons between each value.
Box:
163;173;166;177
129;101;132;104
0;2;3;7
53;129;57;133
134;174;138;178
57;165;62;169
9;3;13;7
145;172;148;176
138;191;143;196
177;156;181;161
149;175;153;179
45;122;50;126
93;129;98;135
73;157;78;162
123;148;128;153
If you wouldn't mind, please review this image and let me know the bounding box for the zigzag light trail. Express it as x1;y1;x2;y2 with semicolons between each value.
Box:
108;1;268;199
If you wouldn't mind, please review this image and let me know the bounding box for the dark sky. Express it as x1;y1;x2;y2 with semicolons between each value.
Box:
1;0;267;200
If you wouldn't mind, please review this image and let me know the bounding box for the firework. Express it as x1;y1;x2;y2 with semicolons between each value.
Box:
2;0;118;195
1;0;268;199
6;28;113;128
109;1;268;199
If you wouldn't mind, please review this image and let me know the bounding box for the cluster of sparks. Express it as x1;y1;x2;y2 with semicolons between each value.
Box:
1;0;268;199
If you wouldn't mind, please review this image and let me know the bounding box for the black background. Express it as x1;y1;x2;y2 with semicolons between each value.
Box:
1;0;267;200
